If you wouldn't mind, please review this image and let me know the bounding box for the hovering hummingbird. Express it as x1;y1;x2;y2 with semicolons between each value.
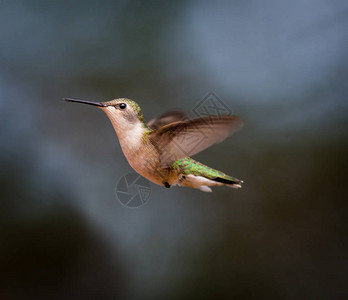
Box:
64;98;244;192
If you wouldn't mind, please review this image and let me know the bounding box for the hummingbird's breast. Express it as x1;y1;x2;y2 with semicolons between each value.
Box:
105;114;179;187
121;138;178;186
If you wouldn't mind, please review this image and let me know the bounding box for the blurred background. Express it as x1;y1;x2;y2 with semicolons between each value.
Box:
1;1;347;299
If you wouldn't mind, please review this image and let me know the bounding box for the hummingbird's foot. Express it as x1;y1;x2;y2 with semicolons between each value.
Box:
163;181;171;188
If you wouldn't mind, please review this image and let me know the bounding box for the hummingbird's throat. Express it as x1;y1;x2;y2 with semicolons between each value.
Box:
101;106;145;151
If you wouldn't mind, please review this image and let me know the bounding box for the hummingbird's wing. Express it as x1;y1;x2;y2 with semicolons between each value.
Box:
149;115;243;167
147;110;188;130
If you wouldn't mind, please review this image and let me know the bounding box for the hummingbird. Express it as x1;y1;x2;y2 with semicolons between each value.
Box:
64;98;244;192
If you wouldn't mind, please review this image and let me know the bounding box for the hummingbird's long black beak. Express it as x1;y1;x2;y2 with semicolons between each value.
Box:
63;98;107;107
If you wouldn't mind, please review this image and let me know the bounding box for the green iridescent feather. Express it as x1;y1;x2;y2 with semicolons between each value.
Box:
123;99;146;124
171;157;241;183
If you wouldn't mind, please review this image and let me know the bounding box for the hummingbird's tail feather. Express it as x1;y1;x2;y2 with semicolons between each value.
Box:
172;158;243;192
178;174;242;192
211;176;243;189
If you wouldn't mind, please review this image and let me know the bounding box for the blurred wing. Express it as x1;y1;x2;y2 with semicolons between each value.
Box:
147;110;188;130
149;115;243;167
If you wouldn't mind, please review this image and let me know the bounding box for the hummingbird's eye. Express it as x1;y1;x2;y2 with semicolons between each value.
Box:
119;103;127;110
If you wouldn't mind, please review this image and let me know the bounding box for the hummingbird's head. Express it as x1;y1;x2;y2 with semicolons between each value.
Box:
101;98;146;125
64;97;146;126
64;97;149;151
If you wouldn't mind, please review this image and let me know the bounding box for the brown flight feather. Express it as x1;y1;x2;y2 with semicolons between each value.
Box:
149;115;243;167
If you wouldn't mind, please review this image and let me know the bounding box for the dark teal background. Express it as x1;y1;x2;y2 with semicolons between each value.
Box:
0;1;347;299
